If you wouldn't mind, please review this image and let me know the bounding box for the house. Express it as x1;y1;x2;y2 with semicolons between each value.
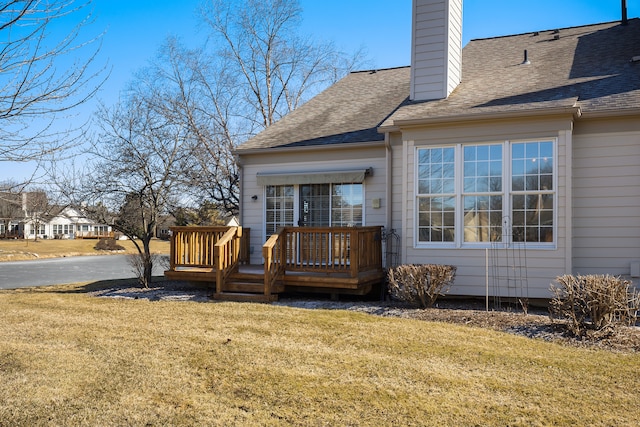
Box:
39;206;113;240
0;190;115;240
233;0;640;299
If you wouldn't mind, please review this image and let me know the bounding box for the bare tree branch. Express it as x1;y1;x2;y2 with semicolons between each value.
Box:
0;0;107;166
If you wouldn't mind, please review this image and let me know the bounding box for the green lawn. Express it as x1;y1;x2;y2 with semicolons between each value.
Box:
1;284;638;426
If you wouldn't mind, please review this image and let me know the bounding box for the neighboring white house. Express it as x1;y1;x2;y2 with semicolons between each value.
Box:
21;206;113;240
234;0;640;299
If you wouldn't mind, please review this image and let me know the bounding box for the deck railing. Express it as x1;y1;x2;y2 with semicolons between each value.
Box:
264;226;383;278
76;231;115;239
169;226;238;270
263;231;284;298
214;227;243;295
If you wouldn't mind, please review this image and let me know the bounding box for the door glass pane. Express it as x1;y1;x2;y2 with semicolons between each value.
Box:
300;184;330;227
331;184;363;226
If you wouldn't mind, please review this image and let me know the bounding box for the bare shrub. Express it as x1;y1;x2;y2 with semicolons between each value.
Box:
388;264;456;308
550;274;640;337
94;238;125;252
127;253;161;288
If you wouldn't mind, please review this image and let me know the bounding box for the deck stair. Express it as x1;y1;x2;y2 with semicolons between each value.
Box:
215;270;283;302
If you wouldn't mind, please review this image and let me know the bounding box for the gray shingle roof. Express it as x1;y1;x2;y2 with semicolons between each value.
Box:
235;67;410;151
237;19;640;151
385;19;640;126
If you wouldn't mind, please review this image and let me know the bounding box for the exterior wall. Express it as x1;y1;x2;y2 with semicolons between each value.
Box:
396;116;574;298
239;143;387;264
410;0;462;101
572;116;640;283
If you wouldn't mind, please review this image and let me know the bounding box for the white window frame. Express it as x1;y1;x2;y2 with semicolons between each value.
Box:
415;138;557;249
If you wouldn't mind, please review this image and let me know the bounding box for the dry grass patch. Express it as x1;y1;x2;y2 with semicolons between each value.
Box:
0;238;169;261
0;285;639;426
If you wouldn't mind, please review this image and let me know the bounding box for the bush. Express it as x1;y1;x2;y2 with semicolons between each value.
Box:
387;264;456;308
550;274;640;337
94;238;125;252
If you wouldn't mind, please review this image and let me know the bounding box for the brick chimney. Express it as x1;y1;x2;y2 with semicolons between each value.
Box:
410;0;463;101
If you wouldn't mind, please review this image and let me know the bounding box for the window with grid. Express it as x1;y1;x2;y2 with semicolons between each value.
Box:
417;147;456;242
511;141;554;243
265;185;294;235
331;184;363;226
416;140;555;246
463;144;503;242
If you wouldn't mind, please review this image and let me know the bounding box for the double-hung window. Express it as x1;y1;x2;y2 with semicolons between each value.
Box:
417;140;555;247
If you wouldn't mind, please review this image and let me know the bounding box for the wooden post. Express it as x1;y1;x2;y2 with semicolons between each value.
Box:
169;229;176;271
350;229;359;278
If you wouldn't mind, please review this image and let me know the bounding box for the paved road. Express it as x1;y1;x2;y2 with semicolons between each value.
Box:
0;255;166;290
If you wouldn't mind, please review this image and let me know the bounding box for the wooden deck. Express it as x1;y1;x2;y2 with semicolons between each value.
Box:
164;226;386;302
75;231;115;239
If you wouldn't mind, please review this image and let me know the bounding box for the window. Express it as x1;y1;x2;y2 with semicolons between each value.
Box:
331;184;363;227
266;183;364;233
511;141;554;243
265;185;294;235
417;147;455;242
416;140;555;246
53;224;74;236
463;144;503;243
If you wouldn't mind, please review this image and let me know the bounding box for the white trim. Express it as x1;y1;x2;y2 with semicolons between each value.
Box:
413;138;558;250
401;138;409;264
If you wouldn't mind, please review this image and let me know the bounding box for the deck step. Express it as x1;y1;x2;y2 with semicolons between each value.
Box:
229;272;264;282
213;292;278;303
222;280;285;294
222;281;264;293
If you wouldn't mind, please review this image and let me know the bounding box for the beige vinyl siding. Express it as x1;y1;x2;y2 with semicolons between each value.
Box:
572;126;640;277
240;144;387;264
410;0;462;101
398;117;573;298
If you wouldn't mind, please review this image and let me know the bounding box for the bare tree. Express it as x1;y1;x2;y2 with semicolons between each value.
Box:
0;182;23;238
202;0;365;128
0;0;105;166
22;189;50;241
83;87;194;287
157;0;368;216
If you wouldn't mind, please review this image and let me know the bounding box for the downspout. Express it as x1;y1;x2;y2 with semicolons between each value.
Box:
384;132;393;235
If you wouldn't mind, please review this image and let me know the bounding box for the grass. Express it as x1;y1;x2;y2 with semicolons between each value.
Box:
0;238;170;261
1;283;639;426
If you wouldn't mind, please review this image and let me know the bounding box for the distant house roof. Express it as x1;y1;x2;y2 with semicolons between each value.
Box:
237;19;640;152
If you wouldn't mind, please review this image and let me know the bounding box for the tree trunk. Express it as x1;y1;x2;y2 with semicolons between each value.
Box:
142;238;153;288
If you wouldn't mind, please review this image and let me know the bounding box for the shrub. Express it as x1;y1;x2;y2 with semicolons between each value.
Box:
387;264;456;308
550;274;640;337
94;238;125;252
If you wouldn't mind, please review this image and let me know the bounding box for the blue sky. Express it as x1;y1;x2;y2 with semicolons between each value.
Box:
2;0;638;183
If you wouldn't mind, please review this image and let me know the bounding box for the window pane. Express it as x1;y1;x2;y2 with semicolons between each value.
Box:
265;185;294;235
511;193;554;243
331;183;362;226
463;195;502;242
418;195;455;242
417;147;455;195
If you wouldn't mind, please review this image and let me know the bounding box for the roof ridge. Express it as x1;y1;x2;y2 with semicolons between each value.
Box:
469;18;637;43
350;65;411;75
